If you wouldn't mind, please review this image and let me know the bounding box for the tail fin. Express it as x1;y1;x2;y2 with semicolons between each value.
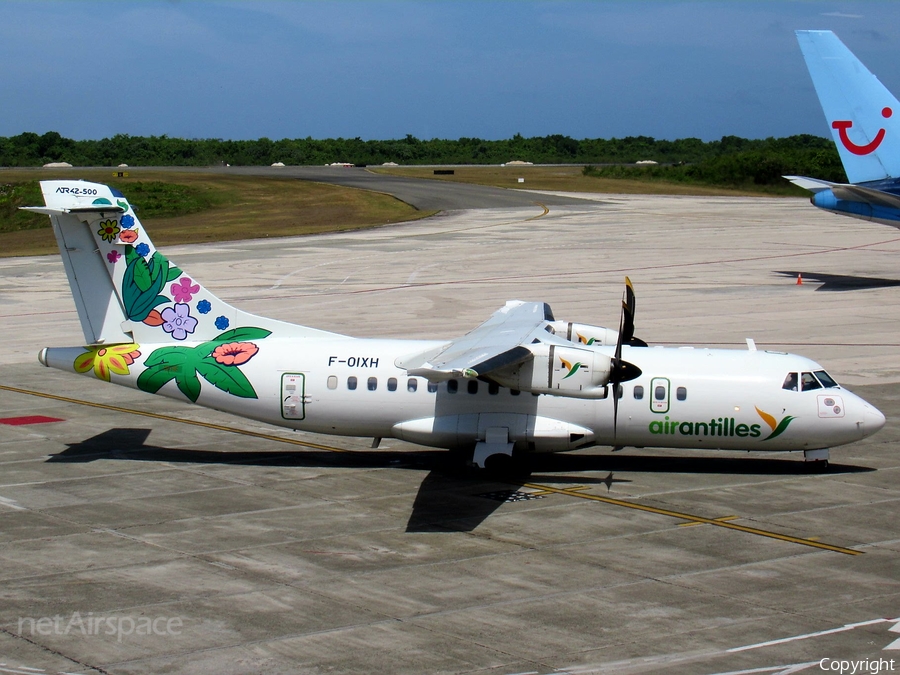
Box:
25;180;341;345
796;30;900;184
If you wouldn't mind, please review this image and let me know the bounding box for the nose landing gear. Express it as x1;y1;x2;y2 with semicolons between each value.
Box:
804;448;830;472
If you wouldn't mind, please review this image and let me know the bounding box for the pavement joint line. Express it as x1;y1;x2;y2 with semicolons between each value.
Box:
522;482;862;556
0;383;348;453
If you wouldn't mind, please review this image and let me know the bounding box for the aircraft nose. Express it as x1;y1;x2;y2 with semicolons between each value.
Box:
862;403;886;435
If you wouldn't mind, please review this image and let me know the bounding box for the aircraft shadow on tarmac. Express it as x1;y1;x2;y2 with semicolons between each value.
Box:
46;428;874;533
776;270;900;291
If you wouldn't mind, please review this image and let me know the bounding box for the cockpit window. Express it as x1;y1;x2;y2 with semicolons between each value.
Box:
801;372;822;391
782;373;798;391
814;370;839;388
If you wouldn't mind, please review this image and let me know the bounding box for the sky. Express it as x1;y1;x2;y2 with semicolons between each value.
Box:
2;1;900;142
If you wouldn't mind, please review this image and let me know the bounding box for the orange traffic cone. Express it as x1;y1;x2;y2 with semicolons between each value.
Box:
796;273;803;285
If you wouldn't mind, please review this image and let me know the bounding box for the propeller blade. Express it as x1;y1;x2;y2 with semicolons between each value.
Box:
611;277;642;443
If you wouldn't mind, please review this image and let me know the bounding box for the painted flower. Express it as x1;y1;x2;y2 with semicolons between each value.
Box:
197;299;212;314
171;277;200;303
106;250;122;264
160;303;198;340
73;344;141;382
135;242;150;257
211;342;259;366
120;214;135;229
119;229;138;243
215;316;230;330
97;219;120;242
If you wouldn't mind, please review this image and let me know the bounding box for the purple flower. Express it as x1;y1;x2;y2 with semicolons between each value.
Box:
197;299;212;314
120;214;135;229
135;242;150;257
160;303;198;340
171;277;200;303
106;250;121;264
215;316;230;331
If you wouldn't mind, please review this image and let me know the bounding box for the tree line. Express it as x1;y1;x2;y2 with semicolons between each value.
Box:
0;131;847;186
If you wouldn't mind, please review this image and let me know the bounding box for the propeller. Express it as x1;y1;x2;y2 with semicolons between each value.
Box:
611;277;643;443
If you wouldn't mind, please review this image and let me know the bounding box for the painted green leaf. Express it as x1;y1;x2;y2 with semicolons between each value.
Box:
137;362;181;394
196;358;258;398
143;346;190;368
175;371;202;403
131;256;152;293
166;265;183;282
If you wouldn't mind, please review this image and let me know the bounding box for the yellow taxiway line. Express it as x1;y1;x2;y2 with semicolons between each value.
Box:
522;482;862;556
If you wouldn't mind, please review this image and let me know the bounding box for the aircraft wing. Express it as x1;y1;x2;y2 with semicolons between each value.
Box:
396;301;555;380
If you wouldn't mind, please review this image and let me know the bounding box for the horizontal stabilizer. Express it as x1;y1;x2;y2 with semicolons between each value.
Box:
783;175;836;192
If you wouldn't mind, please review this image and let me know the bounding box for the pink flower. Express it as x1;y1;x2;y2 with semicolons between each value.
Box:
107;250;122;264
171;277;200;303
119;229;138;243
211;342;259;366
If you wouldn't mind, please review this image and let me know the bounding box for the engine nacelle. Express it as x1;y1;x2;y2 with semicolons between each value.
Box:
488;343;613;399
547;321;619;347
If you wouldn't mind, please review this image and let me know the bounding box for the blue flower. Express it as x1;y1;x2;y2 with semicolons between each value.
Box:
197;299;212;314
120;214;135;229
215;316;230;330
135;242;150;257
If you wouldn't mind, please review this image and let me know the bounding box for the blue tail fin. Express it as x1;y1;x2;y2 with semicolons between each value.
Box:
26;180;341;346
796;30;900;183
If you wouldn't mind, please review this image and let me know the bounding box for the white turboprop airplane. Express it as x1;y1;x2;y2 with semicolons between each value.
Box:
27;180;885;470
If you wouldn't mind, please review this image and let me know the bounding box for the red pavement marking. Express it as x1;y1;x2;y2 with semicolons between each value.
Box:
0;415;64;426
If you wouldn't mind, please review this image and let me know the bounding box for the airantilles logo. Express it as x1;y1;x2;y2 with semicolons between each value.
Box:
559;356;583;379
833;107;892;155
647;407;795;441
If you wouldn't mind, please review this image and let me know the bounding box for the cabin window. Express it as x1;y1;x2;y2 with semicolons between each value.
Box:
387;377;397;392
676;386;687;401
801;372;822;391
447;379;458;393
327;376;338;390
367;377;378;391
815;370;839;388
489;382;499;395
467;380;478;394
407;378;418;392
782;372;798;391
655;385;666;400
633;385;644;400
427;381;438;393
347;376;357;391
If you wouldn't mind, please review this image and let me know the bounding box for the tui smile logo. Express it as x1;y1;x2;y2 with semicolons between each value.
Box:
832;107;892;155
755;407;796;441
